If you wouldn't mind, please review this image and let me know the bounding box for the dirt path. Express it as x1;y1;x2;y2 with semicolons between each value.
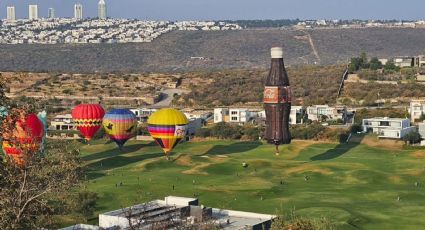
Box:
305;31;321;64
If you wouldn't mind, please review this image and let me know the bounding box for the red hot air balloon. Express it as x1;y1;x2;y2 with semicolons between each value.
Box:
71;104;105;141
2;112;44;167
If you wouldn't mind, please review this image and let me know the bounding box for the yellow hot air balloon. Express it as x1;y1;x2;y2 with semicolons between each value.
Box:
147;108;189;156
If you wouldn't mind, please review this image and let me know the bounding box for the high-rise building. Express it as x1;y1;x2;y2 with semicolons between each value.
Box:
74;3;83;20
48;8;55;19
7;6;16;21
29;5;38;20
98;0;107;20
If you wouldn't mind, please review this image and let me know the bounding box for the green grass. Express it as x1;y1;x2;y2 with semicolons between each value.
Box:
77;138;425;229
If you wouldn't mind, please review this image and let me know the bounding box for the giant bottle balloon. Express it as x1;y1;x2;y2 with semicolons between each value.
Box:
2;112;44;167
71;104;105;141
103;109;137;150
264;47;291;154
147;108;188;156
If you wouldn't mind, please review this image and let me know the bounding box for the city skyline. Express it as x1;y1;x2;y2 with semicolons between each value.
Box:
0;0;424;21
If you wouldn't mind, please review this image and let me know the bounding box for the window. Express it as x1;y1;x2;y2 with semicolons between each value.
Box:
231;117;238;121
380;121;390;126
231;111;238;115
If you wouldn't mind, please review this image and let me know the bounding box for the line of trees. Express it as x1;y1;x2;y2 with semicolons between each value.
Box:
196;122;350;143
349;52;400;72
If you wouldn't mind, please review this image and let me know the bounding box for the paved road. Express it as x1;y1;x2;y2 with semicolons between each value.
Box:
151;89;189;108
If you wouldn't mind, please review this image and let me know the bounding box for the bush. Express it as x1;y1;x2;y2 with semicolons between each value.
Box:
290;122;326;140
195;128;211;138
210;122;242;139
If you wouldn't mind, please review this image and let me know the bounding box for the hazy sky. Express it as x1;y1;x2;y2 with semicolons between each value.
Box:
0;0;424;20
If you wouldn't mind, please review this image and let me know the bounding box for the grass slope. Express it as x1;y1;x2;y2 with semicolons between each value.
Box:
80;138;425;229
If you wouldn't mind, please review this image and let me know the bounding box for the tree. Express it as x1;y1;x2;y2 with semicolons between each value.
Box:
360;52;369;69
0;77;83;229
0;74;8;107
369;57;383;70
74;191;99;222
384;59;399;71
0;140;82;229
403;131;422;145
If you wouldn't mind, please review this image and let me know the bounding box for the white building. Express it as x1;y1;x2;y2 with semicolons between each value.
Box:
28;5;38;20
213;108;252;124
49;114;75;131
183;110;212;120
98;0;107;20
130;108;157;122
7;6;16;21
362;117;416;139
307;105;347;122
61;196;275;230
290;106;305;124
410;99;425;123
394;56;414;68
48;8;55;19
74;4;83;20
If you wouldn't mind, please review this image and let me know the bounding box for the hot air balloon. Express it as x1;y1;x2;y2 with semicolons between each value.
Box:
147;108;188;158
71;104;105;142
2;112;44;167
103;109;137;150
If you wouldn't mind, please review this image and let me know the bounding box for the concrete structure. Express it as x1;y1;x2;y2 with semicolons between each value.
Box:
394;56;414;68
28;5;38;20
74;4;83;20
410;99;425;123
214;108;252;124
415;55;425;68
214;108;230;123
290;106;305;124
60;224;99;230
48;8;55;19
49;114;75;131
6;6;16;21
130;108;157;122
229;108;251;123
307;105;347;122
362;117;416;139
183;109;212;120
91;196;274;230
98;0;107;20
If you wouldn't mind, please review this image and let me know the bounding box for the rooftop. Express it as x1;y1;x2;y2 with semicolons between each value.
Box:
63;196;275;230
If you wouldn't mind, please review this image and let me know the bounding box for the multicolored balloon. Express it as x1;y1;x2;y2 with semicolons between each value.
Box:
147;108;188;156
71;104;105;141
2;112;44;167
103;109;137;150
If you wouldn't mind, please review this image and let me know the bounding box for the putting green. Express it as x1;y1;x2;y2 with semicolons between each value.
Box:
77;138;425;229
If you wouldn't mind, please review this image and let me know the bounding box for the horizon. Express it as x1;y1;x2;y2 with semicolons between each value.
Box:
0;0;424;21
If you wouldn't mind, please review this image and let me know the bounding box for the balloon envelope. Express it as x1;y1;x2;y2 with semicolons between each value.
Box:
103;109;137;149
147;108;188;155
2;113;44;166
71;104;105;141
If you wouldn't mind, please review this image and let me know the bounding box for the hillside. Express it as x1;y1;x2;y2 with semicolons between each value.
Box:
0;28;425;73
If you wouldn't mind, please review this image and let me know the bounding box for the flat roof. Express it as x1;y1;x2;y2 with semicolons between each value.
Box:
364;117;408;121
